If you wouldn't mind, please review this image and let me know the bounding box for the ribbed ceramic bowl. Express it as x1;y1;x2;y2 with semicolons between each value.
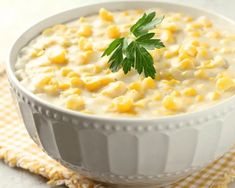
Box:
6;1;235;187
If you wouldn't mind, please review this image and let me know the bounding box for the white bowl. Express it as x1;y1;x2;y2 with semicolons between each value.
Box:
6;1;235;187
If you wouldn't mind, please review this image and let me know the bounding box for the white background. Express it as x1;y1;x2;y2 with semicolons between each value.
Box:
0;0;234;187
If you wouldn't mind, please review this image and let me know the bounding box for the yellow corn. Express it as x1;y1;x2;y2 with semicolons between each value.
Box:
48;47;68;64
58;83;70;90
197;47;208;58
78;24;93;37
178;51;191;61
78;37;93;51
35;76;52;89
154;92;162;100
102;81;127;98
208;91;221;100
183;87;197;96
143;77;156;89
85;77;114;92
67;71;80;78
216;76;235;91
114;97;134;113
61;67;72;76
194;69;207;79
162;95;178;110
164;45;179;58
79;50;93;64
66;95;85;110
44;84;59;95
184;16;193;22
31;49;44;58
196;95;204;102
189;31;201;37
107;25;121;38
163;23;180;32
201;60;215;69
180;45;197;57
178;58;194;70
171;90;181;97
70;77;84;87
161;30;174;43
128;82;142;91
198;17;212;27
99;8;114;22
207;31;221;39
190;40;200;46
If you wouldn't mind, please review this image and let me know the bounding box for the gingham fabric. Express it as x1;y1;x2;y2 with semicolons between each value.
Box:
0;71;234;188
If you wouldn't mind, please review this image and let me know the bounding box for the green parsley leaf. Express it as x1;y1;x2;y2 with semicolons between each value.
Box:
102;11;165;78
131;12;164;37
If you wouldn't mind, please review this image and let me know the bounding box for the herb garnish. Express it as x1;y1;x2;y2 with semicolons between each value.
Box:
102;12;165;79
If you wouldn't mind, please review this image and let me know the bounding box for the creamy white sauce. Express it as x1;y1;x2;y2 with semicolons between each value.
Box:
15;8;235;118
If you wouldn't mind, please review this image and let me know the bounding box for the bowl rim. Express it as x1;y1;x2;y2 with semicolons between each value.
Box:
6;0;235;123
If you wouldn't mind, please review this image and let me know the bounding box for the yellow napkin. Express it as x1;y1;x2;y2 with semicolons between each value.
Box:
0;73;234;188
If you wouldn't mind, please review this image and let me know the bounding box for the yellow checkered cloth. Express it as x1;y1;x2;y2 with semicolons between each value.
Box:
0;72;234;188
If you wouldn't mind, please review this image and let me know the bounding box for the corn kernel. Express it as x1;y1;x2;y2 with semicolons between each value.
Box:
78;37;93;51
31;49;44;58
184;16;193;22
44;84;59;95
35;76;52;89
99;8;114;22
178;58;194;70
79;50;93;64
61;67;72;76
134;99;146;108
178;51;191;61
70;77;84;87
201;60;215;69
186;23;202;30
198;17;212;27
207;31;221;39
197;47;208;58
48;47;67;64
200;42;209;48
196;95;204;102
216;76;235;91
154;92;162;100
164;45;179;58
189;31;201;37
190;40;200;46
42;28;54;36
128;82;142;91
102;81;127;98
143;77;156;89
59;83;70;90
107;25;121;39
63;88;82;96
78;17;86;23
171;90;181;97
114;97;134;113
66;95;85;110
78;24;93;37
67;71;80;78
161;30;174;43
186;46;197;57
163;23;180;32
208;91;221;100
122;11;129;16
85;77;114;92
162;95;178;110
183;87;197;96
194;69;207;79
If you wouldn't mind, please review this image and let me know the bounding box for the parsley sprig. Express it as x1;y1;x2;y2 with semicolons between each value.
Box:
102;12;165;79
